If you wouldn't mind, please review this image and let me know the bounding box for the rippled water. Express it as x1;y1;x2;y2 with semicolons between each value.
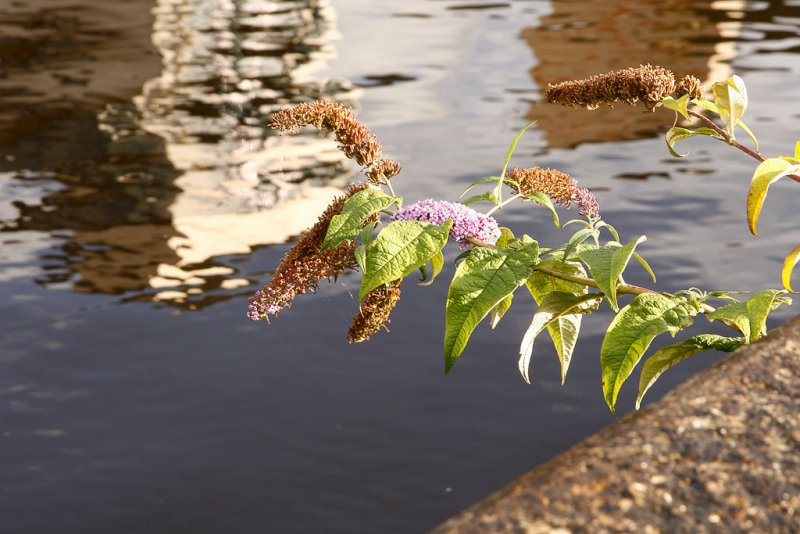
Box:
1;0;799;532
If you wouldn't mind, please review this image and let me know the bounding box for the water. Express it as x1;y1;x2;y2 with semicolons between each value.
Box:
1;0;799;532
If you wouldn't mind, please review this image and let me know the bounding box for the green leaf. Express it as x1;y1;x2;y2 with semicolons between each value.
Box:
562;227;596;261
462;175;503;197
594;221;620;242
632;252;656;283
712;75;747;139
665;126;723;158
600;294;697;413
577;236;646;312
495;227;516;248
360;220;452;300
519;292;601;384
662;94;690;119
360;220;379;246
737;118;759;153
706;289;790;343
782;245;800;292
705;300;751;339
636;334;744;409
323;188;397;251
354;244;367;272
490;293;513;329
419;250;445;287
524;192;561;227
746;158;800;235
495;122;536;201
462;191;498;207
526;260;591;383
444;244;538;371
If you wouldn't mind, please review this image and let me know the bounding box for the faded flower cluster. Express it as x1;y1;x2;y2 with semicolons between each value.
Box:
348;279;403;343
506;167;600;221
392;199;502;249
247;183;370;320
544;64;702;111
270;100;400;185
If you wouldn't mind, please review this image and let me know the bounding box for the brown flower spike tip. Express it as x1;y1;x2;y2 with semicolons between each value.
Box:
247;182;370;320
348;279;403;343
544;64;702;111
270;101;384;168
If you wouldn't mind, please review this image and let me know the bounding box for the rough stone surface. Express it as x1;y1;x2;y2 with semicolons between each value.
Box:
432;316;800;534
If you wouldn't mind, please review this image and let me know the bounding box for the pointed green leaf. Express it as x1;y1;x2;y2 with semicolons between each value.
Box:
495;122;536;201
737;118;759;153
359;220;379;247
360;220;452;300
636;334;744;409
420;250;445;287
462;191;498;207
665;126;723;157
526;260;591;383
745;289;790;343
662;94;690;119
323;188;398;251
524;192;561;227
746;158;800;235
595;221;620;242
600;294;697;413
354;244;367;272
712;75;747;139
705;300;751;339
632;252;657;283
444;244;538;371
518;292;601;384
462;175;503;197
490;293;513;329
706;289;790;343
578;236;646;312
495;227;516;249
562;227;596;261
782;245;800;292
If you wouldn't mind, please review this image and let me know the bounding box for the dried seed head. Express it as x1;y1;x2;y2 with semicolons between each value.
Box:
247;182;371;321
248;241;359;320
347;279;403;343
506;167;578;206
270;101;383;166
676;75;703;100
544;64;678;111
366;159;402;185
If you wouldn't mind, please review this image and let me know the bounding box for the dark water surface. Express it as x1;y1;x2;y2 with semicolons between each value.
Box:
1;0;799;532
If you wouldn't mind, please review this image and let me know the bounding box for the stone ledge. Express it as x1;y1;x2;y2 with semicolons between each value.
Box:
432;316;800;533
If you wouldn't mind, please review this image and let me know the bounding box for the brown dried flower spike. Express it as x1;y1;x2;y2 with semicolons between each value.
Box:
348;279;403;343
544;64;700;111
270;101;383;167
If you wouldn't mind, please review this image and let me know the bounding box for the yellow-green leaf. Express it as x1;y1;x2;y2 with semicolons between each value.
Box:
712;75;747;139
746;158;800;235
444;243;538;371
600;294;697;414
636;335;744;409
782;245;800;292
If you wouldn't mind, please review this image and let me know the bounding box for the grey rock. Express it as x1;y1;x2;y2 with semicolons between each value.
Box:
433;315;800;534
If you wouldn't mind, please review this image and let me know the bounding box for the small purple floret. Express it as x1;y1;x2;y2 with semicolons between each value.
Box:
391;199;502;249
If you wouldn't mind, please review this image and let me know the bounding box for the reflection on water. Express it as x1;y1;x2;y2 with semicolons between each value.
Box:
0;0;358;308
524;0;745;148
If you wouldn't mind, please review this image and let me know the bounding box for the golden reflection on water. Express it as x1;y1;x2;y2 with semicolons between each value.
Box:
1;0;361;308
523;0;743;148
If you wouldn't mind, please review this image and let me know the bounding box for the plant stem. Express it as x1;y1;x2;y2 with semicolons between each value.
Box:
486;193;523;217
686;109;800;184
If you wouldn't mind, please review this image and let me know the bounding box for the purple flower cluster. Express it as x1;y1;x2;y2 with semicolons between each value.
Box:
391;199;501;249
